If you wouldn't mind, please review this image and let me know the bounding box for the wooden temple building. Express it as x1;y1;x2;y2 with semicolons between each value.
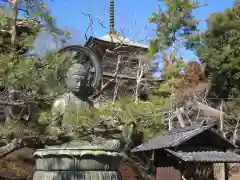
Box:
132;122;240;180
85;0;150;101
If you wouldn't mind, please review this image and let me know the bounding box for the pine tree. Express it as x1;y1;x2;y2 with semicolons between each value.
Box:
196;2;240;104
0;1;76;178
148;0;204;101
148;0;203;57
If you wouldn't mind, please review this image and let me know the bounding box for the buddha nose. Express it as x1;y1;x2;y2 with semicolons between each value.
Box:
77;81;81;89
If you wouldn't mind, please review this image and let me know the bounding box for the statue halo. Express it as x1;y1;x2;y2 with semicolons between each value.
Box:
58;45;102;88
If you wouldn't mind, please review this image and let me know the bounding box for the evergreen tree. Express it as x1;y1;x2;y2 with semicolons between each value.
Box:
0;0;73;149
148;0;203;57
0;1;75;178
196;1;240;110
148;0;204;103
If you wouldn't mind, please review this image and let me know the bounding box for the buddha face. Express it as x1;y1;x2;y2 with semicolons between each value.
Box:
66;63;87;94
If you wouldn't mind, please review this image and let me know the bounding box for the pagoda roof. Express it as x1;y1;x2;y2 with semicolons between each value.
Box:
85;33;148;49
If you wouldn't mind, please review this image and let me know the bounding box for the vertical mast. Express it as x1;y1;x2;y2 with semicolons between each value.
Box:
110;0;115;34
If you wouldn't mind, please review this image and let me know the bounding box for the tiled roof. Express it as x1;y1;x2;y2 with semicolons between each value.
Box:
166;149;240;163
85;34;148;49
98;33;148;48
132;123;234;152
132;124;214;152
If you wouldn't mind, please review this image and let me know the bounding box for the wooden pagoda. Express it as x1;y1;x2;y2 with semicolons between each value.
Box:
85;0;150;101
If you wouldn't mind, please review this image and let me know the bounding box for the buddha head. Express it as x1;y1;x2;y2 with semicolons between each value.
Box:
66;63;88;94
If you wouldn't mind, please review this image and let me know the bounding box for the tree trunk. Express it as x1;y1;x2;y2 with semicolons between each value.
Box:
176;108;186;128
10;0;18;51
5;0;18;123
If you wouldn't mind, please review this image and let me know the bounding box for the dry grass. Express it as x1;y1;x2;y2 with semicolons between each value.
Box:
0;148;35;180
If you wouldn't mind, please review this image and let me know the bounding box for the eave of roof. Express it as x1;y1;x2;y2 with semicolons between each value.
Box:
102;72;137;80
131;125;212;152
85;33;148;49
166;149;240;163
102;72;164;82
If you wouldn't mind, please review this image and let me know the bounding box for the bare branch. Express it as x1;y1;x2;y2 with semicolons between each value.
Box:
0;138;22;158
112;77;120;103
81;12;94;41
96;16;107;29
93;54;122;99
134;58;146;103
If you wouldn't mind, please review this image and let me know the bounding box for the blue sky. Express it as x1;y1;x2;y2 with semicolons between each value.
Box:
34;0;236;57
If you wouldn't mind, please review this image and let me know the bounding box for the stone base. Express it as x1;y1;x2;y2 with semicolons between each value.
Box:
33;171;121;180
33;140;123;180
